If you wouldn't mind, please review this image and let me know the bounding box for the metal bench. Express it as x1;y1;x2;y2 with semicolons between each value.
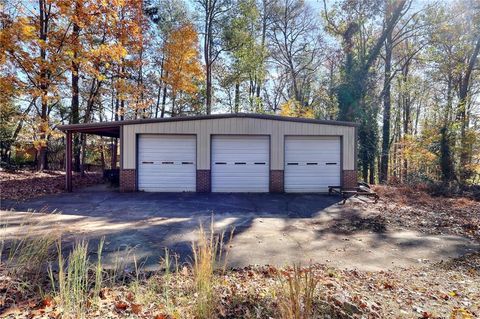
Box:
328;183;379;204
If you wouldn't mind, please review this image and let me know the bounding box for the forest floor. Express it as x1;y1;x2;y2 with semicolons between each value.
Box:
368;185;479;242
0;170;103;201
0;179;479;318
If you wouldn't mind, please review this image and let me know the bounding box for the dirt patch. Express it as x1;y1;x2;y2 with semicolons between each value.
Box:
0;170;103;201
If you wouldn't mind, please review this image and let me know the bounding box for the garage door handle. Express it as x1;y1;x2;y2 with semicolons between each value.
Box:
287;162;298;165
182;161;194;165
307;162;318;165
142;161;154;164
254;162;266;165
326;162;337;165
162;161;174;164
215;162;226;165
234;162;246;165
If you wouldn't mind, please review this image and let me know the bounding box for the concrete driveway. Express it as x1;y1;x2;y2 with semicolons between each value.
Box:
1;186;478;271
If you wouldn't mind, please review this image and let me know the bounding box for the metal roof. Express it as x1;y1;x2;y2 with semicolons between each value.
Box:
58;113;358;137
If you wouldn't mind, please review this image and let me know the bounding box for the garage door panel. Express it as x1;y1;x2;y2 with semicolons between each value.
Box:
285;137;341;193
212;136;269;192
138;135;196;192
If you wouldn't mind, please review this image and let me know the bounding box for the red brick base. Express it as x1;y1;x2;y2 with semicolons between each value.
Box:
270;170;284;193
120;169;136;192
196;170;211;192
120;169;354;193
342;170;357;189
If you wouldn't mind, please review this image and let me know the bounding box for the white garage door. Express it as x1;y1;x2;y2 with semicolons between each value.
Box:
211;136;269;192
285;136;341;192
138;135;196;192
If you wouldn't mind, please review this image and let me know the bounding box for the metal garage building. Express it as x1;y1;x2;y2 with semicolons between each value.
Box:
60;113;358;193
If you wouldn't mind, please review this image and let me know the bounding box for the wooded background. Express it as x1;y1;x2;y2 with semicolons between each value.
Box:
1;0;479;187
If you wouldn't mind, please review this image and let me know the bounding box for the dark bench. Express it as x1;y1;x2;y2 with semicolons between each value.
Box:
328;184;379;204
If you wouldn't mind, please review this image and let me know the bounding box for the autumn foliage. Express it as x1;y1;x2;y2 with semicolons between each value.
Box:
162;23;204;114
279;99;315;119
0;0;144;170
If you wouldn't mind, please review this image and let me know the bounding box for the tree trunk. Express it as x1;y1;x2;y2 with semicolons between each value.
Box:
161;84;167;118
440;74;456;182
337;0;407;122
114;81;119;121
204;11;213;115
380;30;392;184
369;160;375;185
155;83;162;118
457;37;480;183
256;0;268;99
393;90;402;180
80;79;102;175
402;61;410;182
234;81;240;113
362;162;368;183
135;46;144;119
120;64;125;121
111;139;117;169
155;56;165;118
440;126;455;183
100;143;105;170
171;92;176;117
71;17;81;172
37;0;49;171
80;133;87;176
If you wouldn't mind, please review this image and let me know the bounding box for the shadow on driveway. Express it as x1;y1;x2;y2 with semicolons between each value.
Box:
1;188;478;271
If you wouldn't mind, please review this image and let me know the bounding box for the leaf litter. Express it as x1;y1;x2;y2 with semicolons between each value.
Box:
0;183;478;318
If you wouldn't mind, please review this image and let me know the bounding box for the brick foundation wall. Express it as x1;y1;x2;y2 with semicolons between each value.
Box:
120;169;136;192
342;170;357;189
270;170;284;193
196;170;211;192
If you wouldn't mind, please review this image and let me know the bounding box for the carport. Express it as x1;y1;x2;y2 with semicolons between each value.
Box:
61;122;121;192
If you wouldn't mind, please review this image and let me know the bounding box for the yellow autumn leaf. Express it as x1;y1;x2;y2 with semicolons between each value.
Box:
162;23;203;96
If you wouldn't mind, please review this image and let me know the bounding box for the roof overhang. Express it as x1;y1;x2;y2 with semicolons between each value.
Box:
60;123;120;137
58;113;358;138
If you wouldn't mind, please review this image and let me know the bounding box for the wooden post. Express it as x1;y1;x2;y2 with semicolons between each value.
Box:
66;130;72;192
111;138;117;169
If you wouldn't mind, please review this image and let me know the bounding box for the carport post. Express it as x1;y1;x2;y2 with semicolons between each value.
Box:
66;130;72;192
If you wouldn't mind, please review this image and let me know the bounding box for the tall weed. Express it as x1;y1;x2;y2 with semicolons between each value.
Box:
191;217;234;319
277;264;318;319
49;238;104;318
0;211;59;284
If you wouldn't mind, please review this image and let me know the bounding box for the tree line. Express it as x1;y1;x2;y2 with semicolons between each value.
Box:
1;0;479;186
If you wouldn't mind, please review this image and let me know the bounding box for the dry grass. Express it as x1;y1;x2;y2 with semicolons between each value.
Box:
191;217;234;319
159;248;179;312
1;245;478;318
0;211;60;284
48;238;105;318
277;265;319;319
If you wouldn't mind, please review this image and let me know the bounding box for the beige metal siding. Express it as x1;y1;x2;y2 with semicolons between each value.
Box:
122;118;356;170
